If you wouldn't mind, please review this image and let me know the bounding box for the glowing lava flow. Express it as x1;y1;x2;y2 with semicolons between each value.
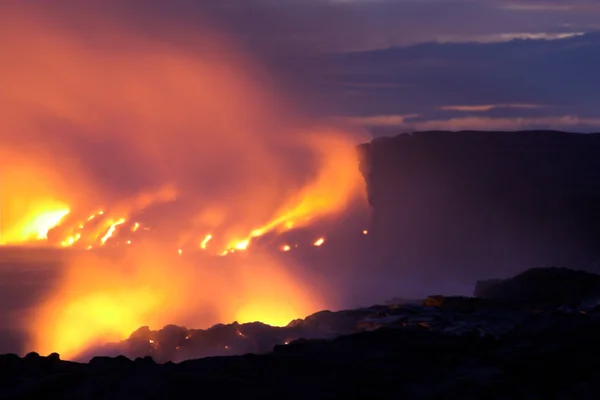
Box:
32;210;71;240
100;218;126;245
200;234;212;249
0;207;70;245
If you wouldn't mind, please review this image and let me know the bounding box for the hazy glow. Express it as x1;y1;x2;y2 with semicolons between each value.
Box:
25;246;322;359
2;5;366;358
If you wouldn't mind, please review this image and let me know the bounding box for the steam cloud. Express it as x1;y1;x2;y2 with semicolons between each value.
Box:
0;3;369;359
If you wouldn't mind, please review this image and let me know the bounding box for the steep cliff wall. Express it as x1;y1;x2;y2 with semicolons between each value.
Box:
358;130;600;282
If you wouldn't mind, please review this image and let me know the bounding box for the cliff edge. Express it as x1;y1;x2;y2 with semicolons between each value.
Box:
358;130;600;281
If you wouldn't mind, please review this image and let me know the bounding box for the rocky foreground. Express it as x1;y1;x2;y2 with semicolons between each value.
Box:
3;267;600;399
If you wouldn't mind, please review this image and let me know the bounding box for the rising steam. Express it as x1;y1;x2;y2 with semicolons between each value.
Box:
0;5;368;359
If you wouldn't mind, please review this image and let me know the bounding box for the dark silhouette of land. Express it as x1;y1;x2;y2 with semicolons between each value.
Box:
359;130;600;286
3;267;600;399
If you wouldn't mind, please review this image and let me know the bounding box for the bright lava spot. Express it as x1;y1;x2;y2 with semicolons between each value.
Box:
61;233;81;247
235;302;303;327
100;218;126;245
200;234;212;249
282;245;291;252
34;210;70;239
363;230;368;235
313;237;325;247
234;240;250;251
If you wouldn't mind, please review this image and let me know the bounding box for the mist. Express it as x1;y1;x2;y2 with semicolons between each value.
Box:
0;2;380;360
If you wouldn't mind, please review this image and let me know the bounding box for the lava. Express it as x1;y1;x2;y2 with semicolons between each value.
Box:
200;234;213;249
2;4;368;360
100;218;126;245
313;238;326;247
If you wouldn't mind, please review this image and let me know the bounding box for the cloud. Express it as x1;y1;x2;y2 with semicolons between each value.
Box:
339;114;421;126
498;3;574;12
439;104;547;112
9;0;597;54
346;114;600;132
436;32;586;43
316;31;600;130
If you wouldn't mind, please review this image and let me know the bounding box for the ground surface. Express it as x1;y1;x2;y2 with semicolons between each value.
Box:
3;298;600;399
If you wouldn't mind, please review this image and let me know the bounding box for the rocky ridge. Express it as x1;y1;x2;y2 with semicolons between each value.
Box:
4;267;600;398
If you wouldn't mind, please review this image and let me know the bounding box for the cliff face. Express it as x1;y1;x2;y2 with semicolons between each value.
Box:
358;130;600;282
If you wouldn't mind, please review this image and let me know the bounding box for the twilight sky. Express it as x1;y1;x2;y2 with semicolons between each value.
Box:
5;0;600;136
98;0;600;134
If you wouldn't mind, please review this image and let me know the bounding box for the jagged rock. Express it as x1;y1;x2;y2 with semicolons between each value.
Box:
90;355;132;370
6;265;600;398
133;356;156;367
474;267;600;310
6;318;600;399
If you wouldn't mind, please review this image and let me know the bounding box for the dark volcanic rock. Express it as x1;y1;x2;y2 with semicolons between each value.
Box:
5;311;600;399
474;267;600;310
6;266;600;398
358;130;600;282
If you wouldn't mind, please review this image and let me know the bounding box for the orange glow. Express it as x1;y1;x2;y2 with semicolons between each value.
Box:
0;154;77;245
100;218;126;245
24;244;322;359
61;233;81;247
234;240;250;251
2;4;366;359
200;234;213;249
31;210;71;240
363;230;368;235
282;245;291;252
313;237;325;247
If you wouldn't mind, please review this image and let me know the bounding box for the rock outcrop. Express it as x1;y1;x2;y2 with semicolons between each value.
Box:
474;267;600;310
358;130;600;282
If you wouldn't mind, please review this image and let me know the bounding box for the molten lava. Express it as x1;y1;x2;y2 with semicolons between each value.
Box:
2;4;368;360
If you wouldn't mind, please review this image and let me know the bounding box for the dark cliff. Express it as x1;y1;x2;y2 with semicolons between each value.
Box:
358;130;600;283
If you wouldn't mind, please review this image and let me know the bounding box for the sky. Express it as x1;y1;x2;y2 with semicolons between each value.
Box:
6;0;599;135
73;0;599;135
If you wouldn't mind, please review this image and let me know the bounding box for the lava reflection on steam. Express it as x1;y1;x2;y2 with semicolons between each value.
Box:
0;152;75;245
26;244;321;360
2;4;367;359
